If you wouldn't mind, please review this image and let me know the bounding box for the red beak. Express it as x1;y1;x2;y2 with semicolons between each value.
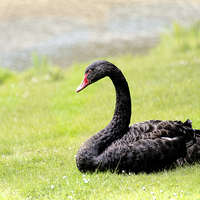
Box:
76;73;90;93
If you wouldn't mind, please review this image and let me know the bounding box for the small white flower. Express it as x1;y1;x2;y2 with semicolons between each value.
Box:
68;196;73;199
83;178;89;183
51;185;54;189
151;191;154;195
2;155;5;158
160;190;163;193
142;187;145;190
82;175;86;177
153;197;156;200
173;193;177;198
63;176;67;179
69;147;71;150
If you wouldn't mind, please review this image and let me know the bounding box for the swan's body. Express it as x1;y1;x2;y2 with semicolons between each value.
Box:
76;60;199;173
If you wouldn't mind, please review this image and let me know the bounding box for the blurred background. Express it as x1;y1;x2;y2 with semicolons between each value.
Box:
1;0;200;71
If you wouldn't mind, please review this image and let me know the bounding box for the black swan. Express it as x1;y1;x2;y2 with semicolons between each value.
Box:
76;60;200;173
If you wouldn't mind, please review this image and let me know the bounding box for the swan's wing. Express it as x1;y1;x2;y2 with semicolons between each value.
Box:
98;119;197;173
99;134;187;173
125;119;194;142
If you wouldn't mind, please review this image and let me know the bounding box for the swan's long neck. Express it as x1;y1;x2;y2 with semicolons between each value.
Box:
76;64;131;172
106;67;132;138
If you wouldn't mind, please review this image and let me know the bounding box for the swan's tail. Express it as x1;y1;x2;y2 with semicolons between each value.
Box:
182;119;200;148
177;128;200;166
183;119;192;128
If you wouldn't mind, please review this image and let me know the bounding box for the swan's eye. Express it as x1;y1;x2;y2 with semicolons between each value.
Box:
88;70;92;73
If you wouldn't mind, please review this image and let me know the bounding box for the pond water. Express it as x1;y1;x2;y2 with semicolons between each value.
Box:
0;1;200;71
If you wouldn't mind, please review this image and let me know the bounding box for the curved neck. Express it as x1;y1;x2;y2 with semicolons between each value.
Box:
107;67;131;133
83;65;131;151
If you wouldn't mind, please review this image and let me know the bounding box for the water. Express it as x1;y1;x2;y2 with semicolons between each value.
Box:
1;1;200;71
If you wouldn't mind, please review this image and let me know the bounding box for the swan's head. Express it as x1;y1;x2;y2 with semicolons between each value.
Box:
76;60;111;93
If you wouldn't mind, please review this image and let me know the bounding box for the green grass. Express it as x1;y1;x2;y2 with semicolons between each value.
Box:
0;22;200;199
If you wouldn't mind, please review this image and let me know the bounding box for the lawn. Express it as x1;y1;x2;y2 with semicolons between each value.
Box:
0;23;200;199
